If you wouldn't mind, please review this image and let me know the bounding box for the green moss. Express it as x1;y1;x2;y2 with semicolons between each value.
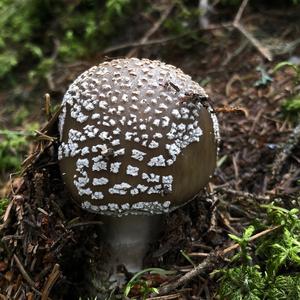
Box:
0;124;38;172
217;204;300;300
0;198;9;216
218;266;265;300
266;275;300;299
0;0;139;86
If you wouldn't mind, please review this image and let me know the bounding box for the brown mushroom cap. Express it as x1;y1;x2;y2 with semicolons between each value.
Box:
58;58;220;216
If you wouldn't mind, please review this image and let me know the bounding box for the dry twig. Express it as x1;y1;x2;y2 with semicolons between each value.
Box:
44;93;52;121
214;187;270;201
104;0;272;62
127;3;175;58
232;0;273;61
215;106;249;117
41;264;61;300
13;254;36;288
146;292;184;299
152;225;280;296
153;254;219;296
102;23;232;54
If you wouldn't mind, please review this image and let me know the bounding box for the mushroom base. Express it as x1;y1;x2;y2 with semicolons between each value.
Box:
87;214;164;295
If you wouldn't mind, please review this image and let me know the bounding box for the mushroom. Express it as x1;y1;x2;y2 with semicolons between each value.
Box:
58;58;220;290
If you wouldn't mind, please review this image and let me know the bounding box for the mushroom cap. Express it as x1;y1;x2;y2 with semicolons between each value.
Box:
58;58;220;216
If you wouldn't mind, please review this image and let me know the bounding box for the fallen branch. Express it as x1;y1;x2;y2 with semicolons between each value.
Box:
104;0;271;62
234;23;273;61
152;225;280;296
153;254;219;296
126;3;175;58
233;0;249;24
102;23;232;54
233;0;272;61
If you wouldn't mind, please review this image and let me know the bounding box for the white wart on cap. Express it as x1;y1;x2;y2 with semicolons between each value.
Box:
58;58;220;216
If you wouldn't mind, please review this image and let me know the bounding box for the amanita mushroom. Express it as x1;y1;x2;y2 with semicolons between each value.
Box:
58;58;219;289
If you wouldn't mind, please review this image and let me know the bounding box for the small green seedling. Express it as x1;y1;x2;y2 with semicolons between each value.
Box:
124;268;174;300
254;66;273;87
273;61;300;83
273;61;300;121
228;225;255;264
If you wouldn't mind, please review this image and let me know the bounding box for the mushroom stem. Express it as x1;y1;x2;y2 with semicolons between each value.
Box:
88;214;164;293
104;214;164;272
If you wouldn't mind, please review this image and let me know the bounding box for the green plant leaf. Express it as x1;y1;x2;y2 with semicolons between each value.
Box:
124;267;174;297
273;61;298;73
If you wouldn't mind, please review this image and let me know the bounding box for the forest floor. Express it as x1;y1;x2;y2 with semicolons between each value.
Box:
0;1;300;299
